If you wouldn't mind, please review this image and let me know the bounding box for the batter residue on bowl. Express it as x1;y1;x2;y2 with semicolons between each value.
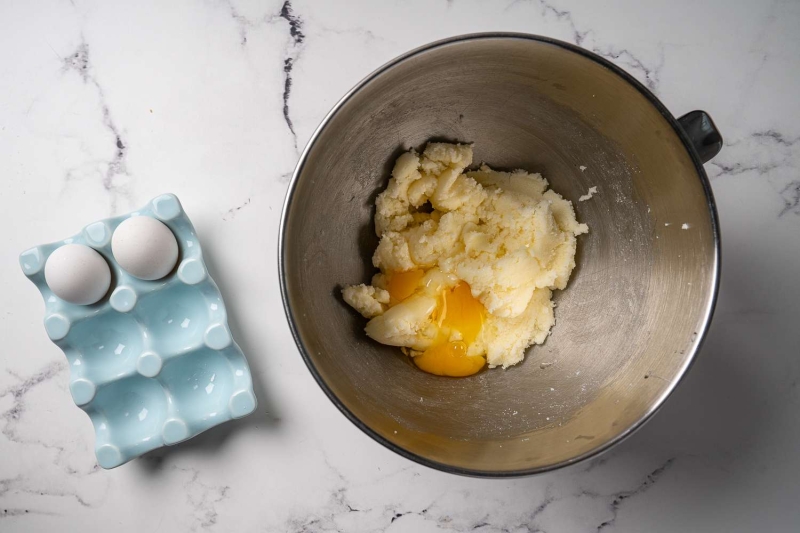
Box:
343;143;588;377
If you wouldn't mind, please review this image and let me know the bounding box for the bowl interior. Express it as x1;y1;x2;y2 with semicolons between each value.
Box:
281;35;717;475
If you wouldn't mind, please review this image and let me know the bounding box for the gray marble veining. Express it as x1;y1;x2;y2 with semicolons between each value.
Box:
1;0;798;531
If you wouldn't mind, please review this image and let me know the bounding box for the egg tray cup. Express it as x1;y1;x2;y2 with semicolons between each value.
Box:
19;194;257;469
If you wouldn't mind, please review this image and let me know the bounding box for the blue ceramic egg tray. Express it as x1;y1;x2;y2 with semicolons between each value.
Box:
19;194;257;469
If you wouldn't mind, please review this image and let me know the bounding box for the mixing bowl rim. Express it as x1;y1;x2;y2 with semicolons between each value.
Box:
278;32;721;478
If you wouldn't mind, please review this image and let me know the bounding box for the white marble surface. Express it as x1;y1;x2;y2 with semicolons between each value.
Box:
2;0;799;531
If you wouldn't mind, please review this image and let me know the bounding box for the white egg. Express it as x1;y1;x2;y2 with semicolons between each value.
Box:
112;216;179;280
45;244;111;305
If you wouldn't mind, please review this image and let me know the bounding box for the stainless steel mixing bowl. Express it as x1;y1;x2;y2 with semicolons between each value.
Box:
279;33;721;476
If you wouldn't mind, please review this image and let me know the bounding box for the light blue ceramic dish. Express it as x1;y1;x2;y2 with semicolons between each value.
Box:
20;193;257;469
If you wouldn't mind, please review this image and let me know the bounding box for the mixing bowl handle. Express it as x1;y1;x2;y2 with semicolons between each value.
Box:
677;110;723;164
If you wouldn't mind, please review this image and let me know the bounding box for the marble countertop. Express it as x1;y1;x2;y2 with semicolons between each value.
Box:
2;0;799;531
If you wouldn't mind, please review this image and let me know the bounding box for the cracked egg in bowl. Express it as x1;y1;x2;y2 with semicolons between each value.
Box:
279;34;720;476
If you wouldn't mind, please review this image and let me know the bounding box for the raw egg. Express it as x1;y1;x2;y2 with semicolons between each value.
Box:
45;244;111;305
387;269;425;305
112;216;179;280
385;269;486;377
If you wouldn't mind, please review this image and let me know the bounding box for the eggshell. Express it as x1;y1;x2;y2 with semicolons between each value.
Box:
112;216;179;280
45;244;111;305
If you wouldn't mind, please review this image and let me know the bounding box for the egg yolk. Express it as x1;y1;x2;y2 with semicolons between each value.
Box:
387;269;425;305
386;270;486;377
